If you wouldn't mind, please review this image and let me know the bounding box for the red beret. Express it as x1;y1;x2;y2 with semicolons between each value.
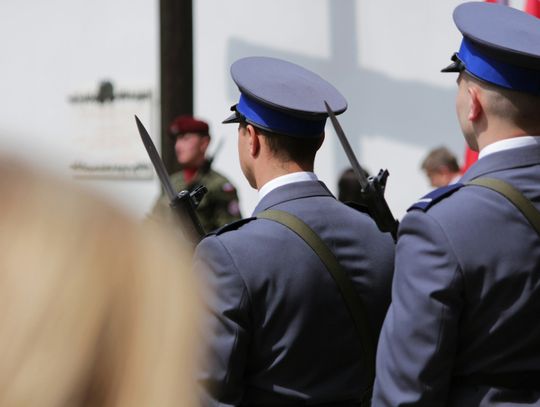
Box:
169;115;210;138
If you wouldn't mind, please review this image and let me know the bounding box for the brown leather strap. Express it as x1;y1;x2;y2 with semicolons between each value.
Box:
454;371;540;390
468;177;540;236
257;209;375;397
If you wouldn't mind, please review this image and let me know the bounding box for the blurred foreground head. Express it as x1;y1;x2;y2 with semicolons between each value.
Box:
0;157;199;407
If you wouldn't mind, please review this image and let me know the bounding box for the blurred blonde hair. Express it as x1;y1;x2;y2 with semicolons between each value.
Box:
0;158;199;407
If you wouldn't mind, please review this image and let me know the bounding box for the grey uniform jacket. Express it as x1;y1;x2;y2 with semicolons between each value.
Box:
373;144;540;407
194;180;395;406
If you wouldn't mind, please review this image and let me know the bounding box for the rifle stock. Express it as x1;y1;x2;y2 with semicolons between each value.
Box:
170;187;207;244
361;170;399;241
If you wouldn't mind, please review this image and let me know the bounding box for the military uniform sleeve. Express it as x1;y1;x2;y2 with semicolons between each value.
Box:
194;235;251;407
373;210;464;406
196;180;242;233
209;182;242;231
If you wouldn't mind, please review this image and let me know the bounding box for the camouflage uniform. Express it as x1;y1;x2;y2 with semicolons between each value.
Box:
150;162;241;234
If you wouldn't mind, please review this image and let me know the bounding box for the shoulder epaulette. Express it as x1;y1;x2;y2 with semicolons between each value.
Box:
408;183;465;212
211;217;257;236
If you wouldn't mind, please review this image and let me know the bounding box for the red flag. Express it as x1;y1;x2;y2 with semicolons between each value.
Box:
484;0;508;3
525;0;540;17
461;147;479;174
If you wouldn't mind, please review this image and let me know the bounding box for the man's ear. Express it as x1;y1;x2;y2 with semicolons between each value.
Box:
246;124;260;158
467;86;483;121
200;136;211;152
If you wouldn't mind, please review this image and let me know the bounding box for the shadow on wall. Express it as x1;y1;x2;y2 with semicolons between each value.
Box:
224;0;463;173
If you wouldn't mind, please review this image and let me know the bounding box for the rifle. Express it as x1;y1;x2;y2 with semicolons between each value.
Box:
324;102;399;242
135;115;207;245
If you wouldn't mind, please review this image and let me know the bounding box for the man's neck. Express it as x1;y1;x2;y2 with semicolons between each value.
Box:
183;167;198;183
257;171;318;200
255;161;313;191
475;116;530;152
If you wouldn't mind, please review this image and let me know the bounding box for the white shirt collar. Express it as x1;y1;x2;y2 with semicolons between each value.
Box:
258;171;318;200
479;136;540;160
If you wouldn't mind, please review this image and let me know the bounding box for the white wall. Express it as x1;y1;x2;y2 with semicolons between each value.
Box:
0;0;526;220
0;0;160;217
194;0;468;219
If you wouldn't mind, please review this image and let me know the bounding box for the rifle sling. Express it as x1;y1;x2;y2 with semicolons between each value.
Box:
454;371;540;390
467;177;540;236
257;209;376;391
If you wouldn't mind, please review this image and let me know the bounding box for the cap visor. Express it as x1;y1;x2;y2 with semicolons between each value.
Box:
222;112;242;124
441;60;461;73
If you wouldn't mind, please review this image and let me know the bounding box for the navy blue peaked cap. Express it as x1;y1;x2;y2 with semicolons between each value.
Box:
223;56;347;138
442;2;540;95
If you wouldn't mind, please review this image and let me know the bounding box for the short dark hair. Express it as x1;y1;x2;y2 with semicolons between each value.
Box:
421;147;460;173
243;123;323;164
338;168;365;203
463;73;540;131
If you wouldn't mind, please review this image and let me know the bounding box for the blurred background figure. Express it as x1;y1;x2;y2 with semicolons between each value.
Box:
421;146;461;188
0;157;199;407
149;115;241;233
337;167;369;204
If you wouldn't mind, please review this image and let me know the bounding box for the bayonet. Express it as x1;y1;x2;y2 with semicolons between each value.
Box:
325;103;370;191
324;102;399;241
135;116;177;201
135;115;206;244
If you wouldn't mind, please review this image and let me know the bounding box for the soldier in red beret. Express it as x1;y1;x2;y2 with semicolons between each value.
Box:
149;115;241;232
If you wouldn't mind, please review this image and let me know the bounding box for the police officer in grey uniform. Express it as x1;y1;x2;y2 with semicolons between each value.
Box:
373;3;540;406
194;57;395;406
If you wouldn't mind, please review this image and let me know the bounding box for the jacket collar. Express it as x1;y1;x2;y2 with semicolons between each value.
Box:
460;144;540;182
252;180;334;215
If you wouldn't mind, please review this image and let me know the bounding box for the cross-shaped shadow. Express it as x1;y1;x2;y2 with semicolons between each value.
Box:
224;0;463;197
